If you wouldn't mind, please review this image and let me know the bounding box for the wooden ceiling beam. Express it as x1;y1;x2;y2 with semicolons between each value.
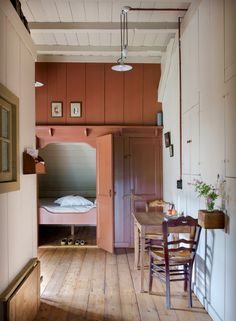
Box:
36;45;166;55
36;55;162;63
29;22;178;33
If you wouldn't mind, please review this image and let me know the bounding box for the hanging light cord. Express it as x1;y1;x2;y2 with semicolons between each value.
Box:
112;6;187;70
118;9;128;63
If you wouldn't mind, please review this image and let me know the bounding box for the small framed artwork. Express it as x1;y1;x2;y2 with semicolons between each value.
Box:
169;144;174;157
164;132;171;147
70;102;82;118
51;101;63;117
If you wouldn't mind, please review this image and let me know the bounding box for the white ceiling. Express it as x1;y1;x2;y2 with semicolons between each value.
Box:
21;0;192;63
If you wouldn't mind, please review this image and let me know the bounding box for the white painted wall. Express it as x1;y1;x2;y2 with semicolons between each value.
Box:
159;0;236;320
0;0;37;293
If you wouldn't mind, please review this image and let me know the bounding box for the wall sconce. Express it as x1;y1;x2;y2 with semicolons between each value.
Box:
35;81;44;87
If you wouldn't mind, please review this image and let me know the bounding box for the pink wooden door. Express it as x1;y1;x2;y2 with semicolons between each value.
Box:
96;134;114;253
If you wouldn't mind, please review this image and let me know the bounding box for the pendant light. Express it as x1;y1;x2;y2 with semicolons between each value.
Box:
112;7;132;72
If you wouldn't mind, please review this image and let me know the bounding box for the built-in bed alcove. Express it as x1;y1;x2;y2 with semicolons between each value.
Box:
36;125;162;253
38;142;97;247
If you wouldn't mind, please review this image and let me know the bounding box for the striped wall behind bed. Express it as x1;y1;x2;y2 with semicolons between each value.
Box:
38;142;96;198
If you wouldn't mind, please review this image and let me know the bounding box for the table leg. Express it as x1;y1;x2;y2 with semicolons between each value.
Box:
134;222;139;269
140;234;145;292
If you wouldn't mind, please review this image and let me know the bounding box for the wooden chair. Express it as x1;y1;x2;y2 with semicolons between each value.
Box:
145;199;169;212
148;216;201;309
131;193;164;269
144;198;166;248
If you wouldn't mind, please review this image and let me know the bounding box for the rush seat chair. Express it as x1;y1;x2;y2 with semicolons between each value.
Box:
148;215;201;309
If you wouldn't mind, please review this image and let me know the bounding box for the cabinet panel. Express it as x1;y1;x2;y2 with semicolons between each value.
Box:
143;64;162;125
0;9;6;85
182;111;191;175
182;105;200;175
104;64;124;124
85;63;105;124
124;135;163;246
129;137;162;197
225;87;236;177
114;137;129;247
224;0;236;81
47;63;67;124
35;62;47;124
66;63;85;124
124;64;143;124
182;11;199;112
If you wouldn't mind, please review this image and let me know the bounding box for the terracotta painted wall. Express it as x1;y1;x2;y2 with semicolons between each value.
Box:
35;62;162;125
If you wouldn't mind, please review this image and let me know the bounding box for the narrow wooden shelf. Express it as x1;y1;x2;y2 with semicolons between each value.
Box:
198;210;225;229
23;152;45;174
36;125;163;148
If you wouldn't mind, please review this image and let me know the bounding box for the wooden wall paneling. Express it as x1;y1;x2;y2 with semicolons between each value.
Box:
96;134;113;253
157;132;163;200
129;137;162;198
123;137;132;246
85;63;105;124
143;64;162;125
124;64;143;124
225;85;236;178
224;0;236;81
66;63;86;124
182;111;191;175
181;12;199;113
122;131;163;247
47;63;67;124
114;136;129;247
35;63;48;124
104;64;124;124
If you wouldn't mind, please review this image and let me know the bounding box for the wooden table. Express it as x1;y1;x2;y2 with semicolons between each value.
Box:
132;211;164;292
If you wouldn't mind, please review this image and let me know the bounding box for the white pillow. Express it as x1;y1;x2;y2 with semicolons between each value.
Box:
54;195;94;207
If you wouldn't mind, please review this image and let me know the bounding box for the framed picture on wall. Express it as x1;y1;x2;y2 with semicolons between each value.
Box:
70;102;82;117
51;101;63;117
164;132;171;147
169;144;174;157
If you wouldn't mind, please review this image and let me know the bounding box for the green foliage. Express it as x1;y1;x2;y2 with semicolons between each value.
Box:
193;180;219;211
194;181;218;201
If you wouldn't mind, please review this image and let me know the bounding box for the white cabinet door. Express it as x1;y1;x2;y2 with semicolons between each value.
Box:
225;89;236;178
182;111;191;175
224;0;236;81
182;11;199;113
190;105;200;176
182;105;200;176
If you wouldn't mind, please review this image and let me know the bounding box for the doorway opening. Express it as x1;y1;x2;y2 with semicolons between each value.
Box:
37;142;97;247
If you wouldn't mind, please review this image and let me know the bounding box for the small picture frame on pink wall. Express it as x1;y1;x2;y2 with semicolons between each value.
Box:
51;101;63;117
70;102;82;117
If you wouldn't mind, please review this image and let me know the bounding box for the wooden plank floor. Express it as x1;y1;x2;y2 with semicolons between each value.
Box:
34;248;212;321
